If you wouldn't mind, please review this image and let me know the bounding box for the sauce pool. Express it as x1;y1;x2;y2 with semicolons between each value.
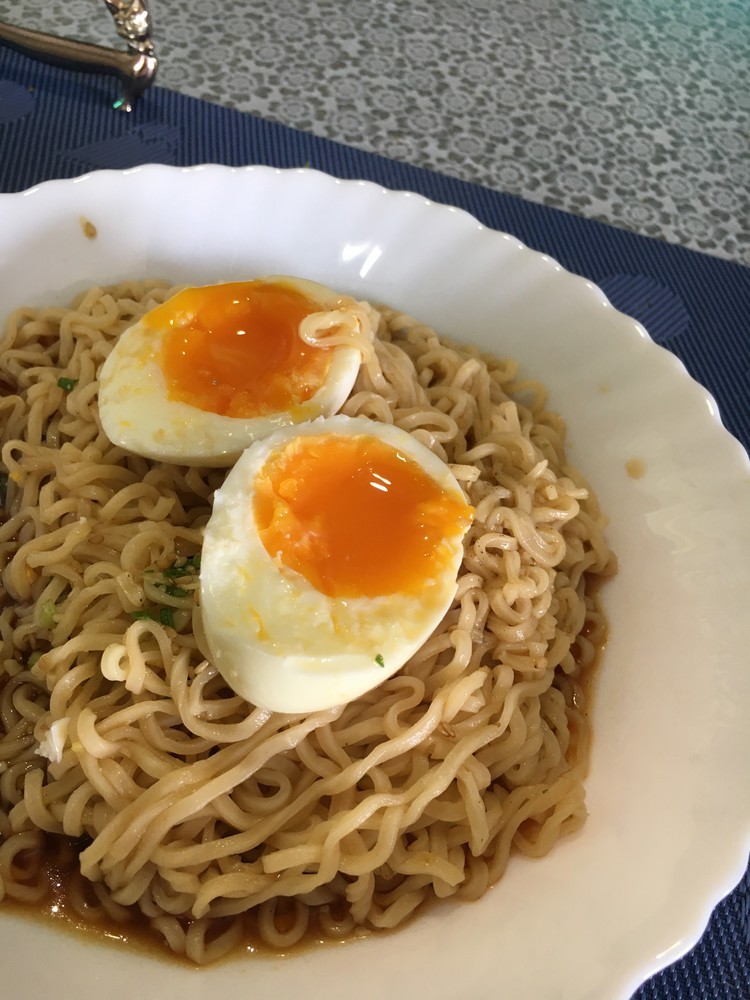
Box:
1;598;610;967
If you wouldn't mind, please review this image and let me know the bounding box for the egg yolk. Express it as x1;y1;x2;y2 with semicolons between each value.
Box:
153;281;331;417
253;434;473;598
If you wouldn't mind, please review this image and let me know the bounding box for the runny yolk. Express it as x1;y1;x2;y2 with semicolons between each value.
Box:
253;434;473;598
153;281;331;417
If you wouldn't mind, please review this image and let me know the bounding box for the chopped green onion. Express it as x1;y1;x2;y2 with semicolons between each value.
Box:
131;609;158;622
158;607;175;628
162;566;185;579
163;554;201;577
38;600;57;628
153;583;184;598
27;650;43;668
137;556;200;631
57;377;78;392
375;653;385;668
132;608;176;628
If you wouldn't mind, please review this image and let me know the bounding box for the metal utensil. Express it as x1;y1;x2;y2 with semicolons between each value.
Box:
0;0;157;111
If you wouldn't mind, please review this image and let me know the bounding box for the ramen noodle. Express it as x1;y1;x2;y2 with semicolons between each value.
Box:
0;282;614;963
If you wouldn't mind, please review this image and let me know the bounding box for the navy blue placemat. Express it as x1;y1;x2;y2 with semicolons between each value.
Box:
1;48;748;1000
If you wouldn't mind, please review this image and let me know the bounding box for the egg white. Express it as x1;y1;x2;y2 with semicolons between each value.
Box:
199;415;471;713
98;276;365;467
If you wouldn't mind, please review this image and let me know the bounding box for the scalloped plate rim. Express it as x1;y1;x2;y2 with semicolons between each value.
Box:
0;165;748;1000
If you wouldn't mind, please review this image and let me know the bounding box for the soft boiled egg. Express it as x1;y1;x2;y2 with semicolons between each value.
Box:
98;276;375;466
199;414;474;712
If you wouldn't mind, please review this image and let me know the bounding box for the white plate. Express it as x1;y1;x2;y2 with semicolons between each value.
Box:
1;165;748;1000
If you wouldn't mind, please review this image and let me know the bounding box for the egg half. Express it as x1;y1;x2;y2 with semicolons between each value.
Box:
199;414;474;712
98;276;373;466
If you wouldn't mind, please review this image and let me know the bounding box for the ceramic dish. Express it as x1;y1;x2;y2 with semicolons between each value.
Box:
0;165;748;1000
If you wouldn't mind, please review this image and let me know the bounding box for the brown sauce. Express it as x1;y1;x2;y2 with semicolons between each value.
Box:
625;457;646;479
3;838;364;964
580;585;611;715
1;593;612;966
80;217;98;240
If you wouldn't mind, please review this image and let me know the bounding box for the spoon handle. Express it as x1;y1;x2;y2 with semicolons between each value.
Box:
0;1;157;111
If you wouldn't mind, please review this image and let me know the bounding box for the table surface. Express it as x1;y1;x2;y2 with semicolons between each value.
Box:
0;0;748;266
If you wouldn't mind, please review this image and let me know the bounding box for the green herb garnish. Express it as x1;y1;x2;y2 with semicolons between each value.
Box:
163;553;201;577
132;609;158;622
159;607;175;628
375;653;385;668
57;377;78;392
162;584;189;599
132;607;176;628
38;600;57;628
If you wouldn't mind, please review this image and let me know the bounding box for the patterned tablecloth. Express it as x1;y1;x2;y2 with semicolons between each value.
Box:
0;0;747;265
0;2;748;998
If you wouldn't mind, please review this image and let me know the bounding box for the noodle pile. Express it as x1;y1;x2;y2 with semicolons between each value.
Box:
0;282;614;963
